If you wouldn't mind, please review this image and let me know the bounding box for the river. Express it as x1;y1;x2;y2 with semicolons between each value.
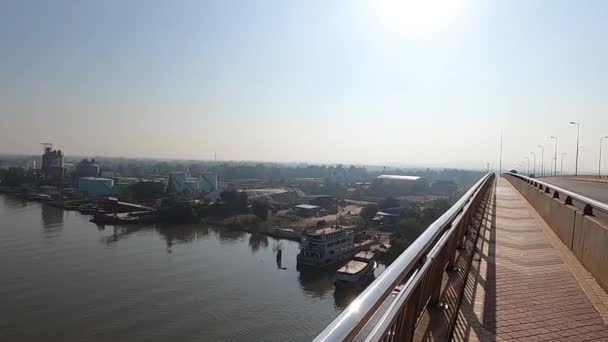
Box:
0;194;375;341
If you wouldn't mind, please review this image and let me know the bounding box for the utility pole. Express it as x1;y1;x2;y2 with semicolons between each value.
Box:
570;122;581;176
499;130;503;175
550;136;558;176
531;152;536;176
538;145;544;176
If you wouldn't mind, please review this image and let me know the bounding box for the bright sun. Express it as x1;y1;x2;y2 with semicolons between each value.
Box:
370;0;468;37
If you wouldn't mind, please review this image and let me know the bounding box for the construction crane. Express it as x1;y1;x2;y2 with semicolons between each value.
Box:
40;142;53;152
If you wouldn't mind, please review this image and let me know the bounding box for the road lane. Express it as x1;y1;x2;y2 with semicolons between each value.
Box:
540;177;608;204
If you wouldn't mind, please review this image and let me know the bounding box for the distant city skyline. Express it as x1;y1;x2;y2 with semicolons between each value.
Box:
2;0;607;173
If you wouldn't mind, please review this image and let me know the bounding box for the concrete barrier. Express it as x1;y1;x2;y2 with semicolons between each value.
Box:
505;175;608;292
575;212;608;291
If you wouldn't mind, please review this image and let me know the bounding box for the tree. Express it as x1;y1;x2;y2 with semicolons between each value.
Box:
129;181;165;201
421;199;450;225
0;167;29;187
251;200;269;221
158;199;202;224
220;188;248;214
395;217;426;243
360;204;379;228
166;179;177;194
379;197;400;210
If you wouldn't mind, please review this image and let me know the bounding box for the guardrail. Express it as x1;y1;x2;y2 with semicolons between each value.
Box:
314;173;495;341
505;172;608;216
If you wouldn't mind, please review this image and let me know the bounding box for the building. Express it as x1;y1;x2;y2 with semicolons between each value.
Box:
167;172;215;194
243;188;298;206
40;144;64;182
430;180;458;195
298;195;336;209
78;177;115;196
373;207;409;228
294;204;320;217
197;173;218;193
75;159;100;178
100;170;117;178
167;172;198;193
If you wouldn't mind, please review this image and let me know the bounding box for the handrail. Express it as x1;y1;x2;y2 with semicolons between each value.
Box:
504;172;608;215
313;172;495;341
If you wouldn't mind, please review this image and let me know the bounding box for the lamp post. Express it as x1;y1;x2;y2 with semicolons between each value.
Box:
531;151;536;176
599;136;608;178
561;153;566;176
538;145;544;176
550;136;558;176
570;122;581;176
524;156;530;176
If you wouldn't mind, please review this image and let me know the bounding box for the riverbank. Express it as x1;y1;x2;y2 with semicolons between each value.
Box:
207;214;303;241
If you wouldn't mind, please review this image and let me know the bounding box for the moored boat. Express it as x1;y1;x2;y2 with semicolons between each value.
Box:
334;251;376;287
297;227;356;268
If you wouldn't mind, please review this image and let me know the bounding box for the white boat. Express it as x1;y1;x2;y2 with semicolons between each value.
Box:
335;251;377;286
297;227;356;267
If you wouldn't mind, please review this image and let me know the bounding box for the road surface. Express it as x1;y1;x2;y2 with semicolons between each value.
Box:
540;177;608;204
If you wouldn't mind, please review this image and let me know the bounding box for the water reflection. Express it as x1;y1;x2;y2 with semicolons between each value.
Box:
248;233;269;253
297;267;336;298
104;224;152;244
2;195;28;210
41;204;64;230
215;227;247;243
156;224;210;253
333;286;361;310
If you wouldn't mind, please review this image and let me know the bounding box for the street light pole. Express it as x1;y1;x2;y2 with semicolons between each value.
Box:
524;156;530;176
570;122;580;176
550;136;558;176
538;145;544;176
531;152;536;176
561;153;566;176
599;136;608;178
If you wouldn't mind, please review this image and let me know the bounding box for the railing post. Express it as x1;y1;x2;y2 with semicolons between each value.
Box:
430;245;449;305
395;286;422;341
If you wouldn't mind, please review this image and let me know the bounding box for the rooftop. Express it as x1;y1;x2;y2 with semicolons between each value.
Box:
294;204;320;210
354;251;375;260
80;177;113;182
306;227;344;236
337;260;368;274
376;175;421;181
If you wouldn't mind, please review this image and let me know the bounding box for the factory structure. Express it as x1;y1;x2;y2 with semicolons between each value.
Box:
40;143;64;182
75;171;220;197
29;145;338;217
75;159;100;178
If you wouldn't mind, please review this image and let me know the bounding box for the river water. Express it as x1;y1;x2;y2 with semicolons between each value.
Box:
0;195;370;341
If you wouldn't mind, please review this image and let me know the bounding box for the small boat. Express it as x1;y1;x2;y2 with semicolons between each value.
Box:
335;251;377;287
78;203;99;214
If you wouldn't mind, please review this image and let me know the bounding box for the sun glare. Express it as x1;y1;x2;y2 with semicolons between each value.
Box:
370;0;468;37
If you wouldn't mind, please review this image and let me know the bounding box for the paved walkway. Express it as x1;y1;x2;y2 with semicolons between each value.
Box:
453;177;608;341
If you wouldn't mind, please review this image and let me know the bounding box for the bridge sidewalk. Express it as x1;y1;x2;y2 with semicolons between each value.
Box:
452;177;608;341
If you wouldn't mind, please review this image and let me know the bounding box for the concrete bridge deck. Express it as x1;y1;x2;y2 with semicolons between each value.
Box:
453;177;608;341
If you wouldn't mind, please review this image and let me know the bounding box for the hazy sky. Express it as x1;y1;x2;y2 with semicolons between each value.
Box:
2;0;607;172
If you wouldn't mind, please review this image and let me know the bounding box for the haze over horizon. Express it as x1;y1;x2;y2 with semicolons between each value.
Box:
2;0;608;173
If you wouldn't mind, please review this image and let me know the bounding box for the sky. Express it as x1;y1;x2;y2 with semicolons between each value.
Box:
1;0;607;173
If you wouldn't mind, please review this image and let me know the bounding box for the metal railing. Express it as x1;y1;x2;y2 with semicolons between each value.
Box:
505;172;608;216
314;173;495;341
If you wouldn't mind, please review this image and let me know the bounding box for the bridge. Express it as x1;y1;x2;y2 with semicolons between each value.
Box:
314;173;608;341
